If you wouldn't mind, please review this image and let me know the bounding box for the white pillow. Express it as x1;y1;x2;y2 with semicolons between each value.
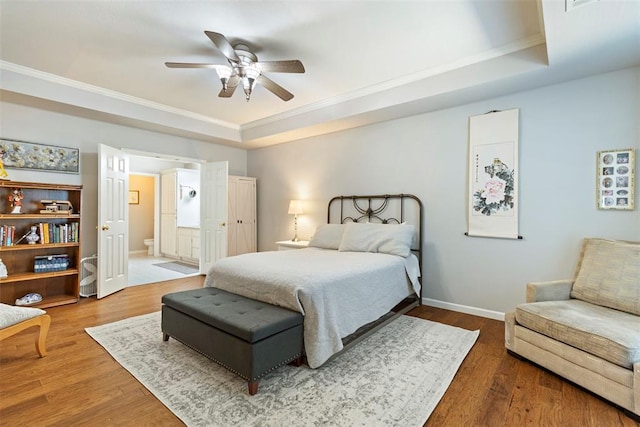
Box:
338;222;415;257
0;303;46;329
308;224;346;250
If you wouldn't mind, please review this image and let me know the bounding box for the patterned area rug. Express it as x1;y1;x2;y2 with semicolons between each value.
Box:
86;312;478;427
152;261;199;275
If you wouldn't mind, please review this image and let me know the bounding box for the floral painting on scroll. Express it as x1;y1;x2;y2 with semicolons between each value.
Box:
471;141;516;217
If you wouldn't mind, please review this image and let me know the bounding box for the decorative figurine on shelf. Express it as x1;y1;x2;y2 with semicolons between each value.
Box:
25;226;40;245
8;187;24;214
0;150;8;180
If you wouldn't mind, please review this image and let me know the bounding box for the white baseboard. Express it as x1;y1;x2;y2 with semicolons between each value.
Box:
422;298;505;321
128;250;147;255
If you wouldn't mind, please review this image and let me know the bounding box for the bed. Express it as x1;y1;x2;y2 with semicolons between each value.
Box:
204;194;423;368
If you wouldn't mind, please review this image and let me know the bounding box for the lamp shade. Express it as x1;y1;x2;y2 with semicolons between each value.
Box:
288;200;303;215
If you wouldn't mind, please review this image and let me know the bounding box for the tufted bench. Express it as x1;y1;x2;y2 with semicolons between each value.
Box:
161;287;303;395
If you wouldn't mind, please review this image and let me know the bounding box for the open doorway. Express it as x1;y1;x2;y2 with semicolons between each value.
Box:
127;152;202;287
97;145;229;299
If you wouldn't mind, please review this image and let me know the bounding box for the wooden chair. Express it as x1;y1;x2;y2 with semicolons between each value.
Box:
0;304;51;357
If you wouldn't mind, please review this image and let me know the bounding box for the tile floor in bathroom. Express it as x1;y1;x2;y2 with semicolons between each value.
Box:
128;252;200;287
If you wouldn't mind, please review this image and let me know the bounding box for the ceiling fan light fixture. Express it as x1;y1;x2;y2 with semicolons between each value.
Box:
216;66;233;92
167;31;303;102
242;66;261;101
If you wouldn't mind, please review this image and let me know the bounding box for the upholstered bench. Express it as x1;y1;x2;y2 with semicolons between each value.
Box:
0;303;51;357
161;287;303;395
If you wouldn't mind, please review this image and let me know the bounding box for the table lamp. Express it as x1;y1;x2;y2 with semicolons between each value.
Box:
288;200;303;242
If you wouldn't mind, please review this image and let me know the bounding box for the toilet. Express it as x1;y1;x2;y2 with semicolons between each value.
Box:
143;239;154;256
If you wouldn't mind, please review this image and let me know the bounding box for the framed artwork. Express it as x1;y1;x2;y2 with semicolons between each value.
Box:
467;109;521;239
128;190;139;205
596;148;635;210
0;138;79;174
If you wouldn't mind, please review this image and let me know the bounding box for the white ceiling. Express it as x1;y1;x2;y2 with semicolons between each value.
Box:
1;0;639;149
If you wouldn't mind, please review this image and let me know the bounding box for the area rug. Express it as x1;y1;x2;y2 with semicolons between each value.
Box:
86;312;479;427
152;261;199;275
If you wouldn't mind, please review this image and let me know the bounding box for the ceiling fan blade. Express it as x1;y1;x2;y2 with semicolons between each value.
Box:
165;62;228;69
255;60;305;74
257;75;294;101
218;75;240;98
205;31;240;63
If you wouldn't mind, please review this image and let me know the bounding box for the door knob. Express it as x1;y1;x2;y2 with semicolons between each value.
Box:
102;225;110;231
220;222;226;227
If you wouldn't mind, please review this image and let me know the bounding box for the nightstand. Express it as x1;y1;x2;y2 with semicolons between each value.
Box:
276;240;310;251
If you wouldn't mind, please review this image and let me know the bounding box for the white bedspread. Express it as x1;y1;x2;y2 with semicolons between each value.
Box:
204;248;420;368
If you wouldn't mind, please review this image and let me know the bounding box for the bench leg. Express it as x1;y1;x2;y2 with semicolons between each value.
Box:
289;355;304;367
248;381;259;395
0;314;51;358
36;315;51;357
163;333;170;342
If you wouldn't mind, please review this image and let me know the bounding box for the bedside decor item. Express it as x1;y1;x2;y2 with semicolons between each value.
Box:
467;109;521;239
8;187;23;214
0;138;79;174
596;148;635;210
287;199;303;242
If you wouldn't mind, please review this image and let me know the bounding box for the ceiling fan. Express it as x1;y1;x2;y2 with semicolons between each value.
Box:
165;31;305;102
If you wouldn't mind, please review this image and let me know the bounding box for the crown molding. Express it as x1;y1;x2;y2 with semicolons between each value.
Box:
241;33;546;132
0;60;240;131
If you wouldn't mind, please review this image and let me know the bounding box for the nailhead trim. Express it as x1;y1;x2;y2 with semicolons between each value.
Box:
170;336;302;381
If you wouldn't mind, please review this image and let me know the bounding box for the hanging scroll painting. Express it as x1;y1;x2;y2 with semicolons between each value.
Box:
467;109;520;239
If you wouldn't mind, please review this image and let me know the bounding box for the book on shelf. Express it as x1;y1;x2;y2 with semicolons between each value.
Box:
36;222;79;244
0;223;79;246
0;225;15;247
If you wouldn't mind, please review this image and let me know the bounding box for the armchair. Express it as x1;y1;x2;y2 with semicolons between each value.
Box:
505;238;640;417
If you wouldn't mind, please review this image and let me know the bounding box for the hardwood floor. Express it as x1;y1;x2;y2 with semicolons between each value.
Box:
1;276;637;426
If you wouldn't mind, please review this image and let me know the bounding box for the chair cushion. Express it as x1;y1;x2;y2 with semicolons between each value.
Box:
161;287;302;343
0;303;46;329
515;299;640;369
570;238;640;316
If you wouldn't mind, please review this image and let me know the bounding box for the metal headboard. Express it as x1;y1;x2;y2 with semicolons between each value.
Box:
327;194;423;298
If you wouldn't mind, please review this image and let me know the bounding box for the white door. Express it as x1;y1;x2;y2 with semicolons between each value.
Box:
97;144;129;298
160;171;177;256
200;161;228;274
236;178;257;254
227;178;238;256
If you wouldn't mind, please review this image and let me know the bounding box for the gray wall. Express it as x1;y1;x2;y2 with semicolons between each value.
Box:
248;67;640;317
0;102;248;258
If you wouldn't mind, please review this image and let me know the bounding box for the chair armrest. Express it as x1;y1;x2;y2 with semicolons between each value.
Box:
526;280;573;303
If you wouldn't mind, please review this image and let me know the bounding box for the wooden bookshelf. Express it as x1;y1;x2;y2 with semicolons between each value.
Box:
0;180;82;308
